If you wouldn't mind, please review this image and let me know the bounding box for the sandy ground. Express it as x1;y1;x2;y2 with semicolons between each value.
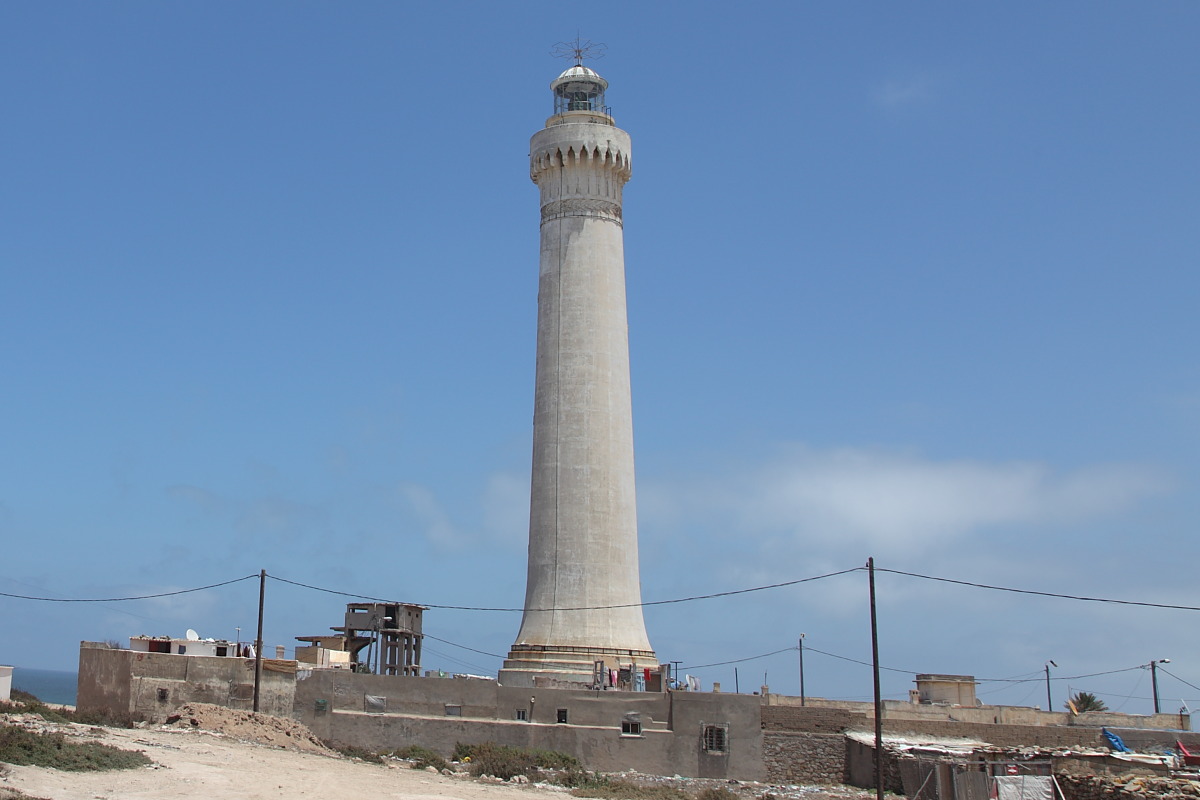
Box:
0;705;557;800
1;722;554;800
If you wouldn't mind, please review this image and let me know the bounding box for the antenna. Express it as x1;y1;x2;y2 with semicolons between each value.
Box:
551;36;607;67
185;628;200;641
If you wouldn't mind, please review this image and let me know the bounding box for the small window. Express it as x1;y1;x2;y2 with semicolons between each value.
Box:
156;688;169;702
703;725;727;753
216;646;228;657
515;709;528;721
556;708;569;724
621;720;642;736
177;645;187;655
445;704;462;716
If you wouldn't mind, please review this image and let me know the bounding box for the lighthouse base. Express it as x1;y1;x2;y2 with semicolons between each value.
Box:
498;643;659;689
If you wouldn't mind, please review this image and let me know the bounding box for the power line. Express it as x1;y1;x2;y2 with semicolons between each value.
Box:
1157;666;1200;695
805;645;918;676
267;567;863;613
421;632;504;660
681;647;798;671
976;665;1145;684
876;568;1200;612
0;574;259;602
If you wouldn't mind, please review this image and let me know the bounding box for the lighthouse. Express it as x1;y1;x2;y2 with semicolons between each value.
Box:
498;57;657;688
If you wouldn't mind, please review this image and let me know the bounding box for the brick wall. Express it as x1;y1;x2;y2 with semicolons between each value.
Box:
761;706;862;732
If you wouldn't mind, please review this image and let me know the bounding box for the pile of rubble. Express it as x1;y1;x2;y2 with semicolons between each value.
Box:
161;703;330;754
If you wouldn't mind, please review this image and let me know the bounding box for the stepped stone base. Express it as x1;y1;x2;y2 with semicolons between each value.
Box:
498;644;659;688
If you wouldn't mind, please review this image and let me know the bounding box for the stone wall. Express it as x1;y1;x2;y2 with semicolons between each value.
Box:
1055;773;1200;800
762;732;846;784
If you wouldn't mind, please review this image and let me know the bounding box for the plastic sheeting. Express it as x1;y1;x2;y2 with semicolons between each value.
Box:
995;775;1055;800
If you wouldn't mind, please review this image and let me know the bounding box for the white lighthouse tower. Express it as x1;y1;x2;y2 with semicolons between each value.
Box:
499;55;657;688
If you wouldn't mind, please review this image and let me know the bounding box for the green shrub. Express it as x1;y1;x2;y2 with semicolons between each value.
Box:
0;695;70;725
390;745;449;772
0;723;151;771
695;789;741;800
454;742;579;780
0;693;144;729
569;779;691;800
327;742;384;763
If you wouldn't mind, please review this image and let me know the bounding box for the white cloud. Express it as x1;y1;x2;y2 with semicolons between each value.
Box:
482;471;529;547
397;482;464;551
164;484;223;513
873;74;939;109
642;446;1171;556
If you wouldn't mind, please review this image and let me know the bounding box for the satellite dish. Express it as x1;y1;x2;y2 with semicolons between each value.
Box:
185;629;200;641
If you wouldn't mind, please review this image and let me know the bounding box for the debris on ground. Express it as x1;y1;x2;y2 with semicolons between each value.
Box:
159;703;330;754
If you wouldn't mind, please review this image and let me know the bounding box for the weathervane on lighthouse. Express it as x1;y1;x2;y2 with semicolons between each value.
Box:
550;36;607;66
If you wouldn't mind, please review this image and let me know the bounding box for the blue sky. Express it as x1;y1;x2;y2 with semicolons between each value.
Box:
2;2;1198;714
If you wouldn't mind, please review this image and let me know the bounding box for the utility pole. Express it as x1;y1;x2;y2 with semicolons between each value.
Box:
1150;659;1170;714
253;569;265;712
868;558;883;800
1044;660;1057;711
799;633;806;706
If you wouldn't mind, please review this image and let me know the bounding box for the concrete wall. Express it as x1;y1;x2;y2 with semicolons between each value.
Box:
763;693;1187;730
293;671;764;780
77;641;294;721
0;665;12;701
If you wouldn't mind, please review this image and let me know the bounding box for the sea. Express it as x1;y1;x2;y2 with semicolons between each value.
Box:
8;667;78;706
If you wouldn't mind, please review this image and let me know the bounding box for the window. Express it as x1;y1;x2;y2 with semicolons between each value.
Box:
177;645;187;655
556;708;569;724
156;688;169;702
621;720;642;736
702;725;727;753
216;646;227;657
445;704;462;717
515;709;528;721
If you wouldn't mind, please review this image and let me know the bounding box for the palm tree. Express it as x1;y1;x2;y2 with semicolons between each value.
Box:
1067;691;1109;713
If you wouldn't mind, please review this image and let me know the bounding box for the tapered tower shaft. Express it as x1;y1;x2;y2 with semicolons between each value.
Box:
500;64;656;687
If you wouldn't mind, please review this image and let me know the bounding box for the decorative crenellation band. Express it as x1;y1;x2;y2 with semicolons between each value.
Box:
530;142;631;184
541;198;623;225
